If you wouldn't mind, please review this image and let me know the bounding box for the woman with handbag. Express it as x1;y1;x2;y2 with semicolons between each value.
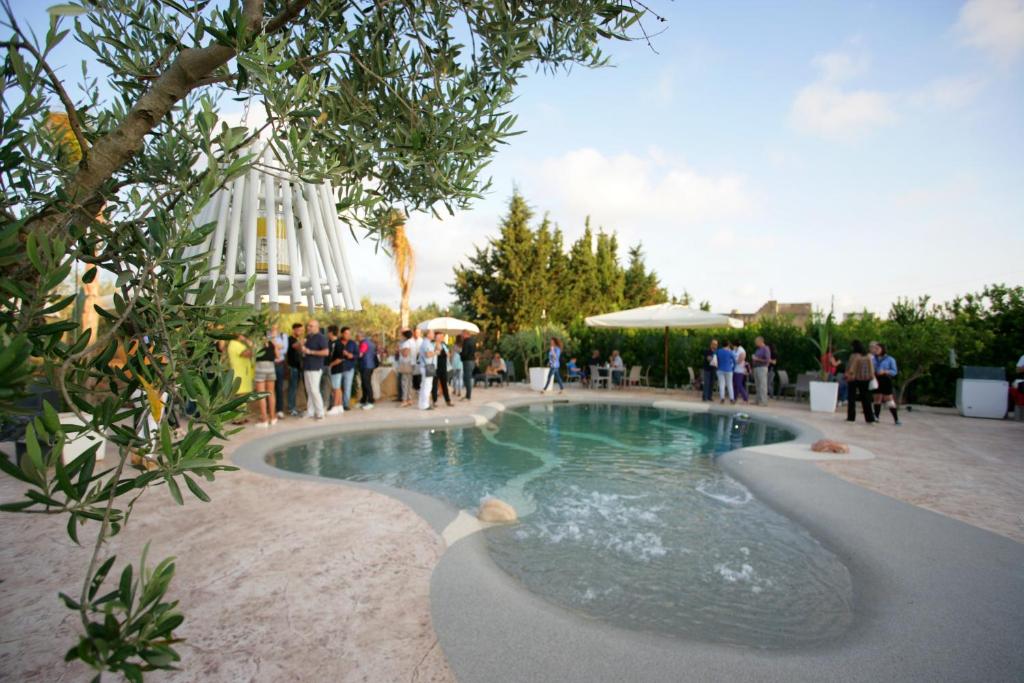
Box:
845;340;876;423
398;329;417;407
870;342;901;425
418;329;437;410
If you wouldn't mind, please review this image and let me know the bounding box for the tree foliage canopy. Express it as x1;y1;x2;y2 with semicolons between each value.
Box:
450;191;667;336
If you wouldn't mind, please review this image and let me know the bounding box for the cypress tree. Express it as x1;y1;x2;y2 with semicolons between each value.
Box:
594;229;625;311
451;196;673;333
491;191;538;330
568;220;602;317
624;243;668;307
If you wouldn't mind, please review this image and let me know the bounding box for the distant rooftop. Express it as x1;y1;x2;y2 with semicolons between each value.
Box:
730;300;812;326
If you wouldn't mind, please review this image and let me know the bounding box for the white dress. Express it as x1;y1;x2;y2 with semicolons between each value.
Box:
418;339;435;410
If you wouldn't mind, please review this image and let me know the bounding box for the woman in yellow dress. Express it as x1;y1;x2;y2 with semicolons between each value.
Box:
224;336;254;424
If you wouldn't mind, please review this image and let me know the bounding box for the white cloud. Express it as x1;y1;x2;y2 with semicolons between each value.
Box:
534;147;751;228
813;51;869;83
790;50;896;140
956;0;1024;65
909;75;987;109
791;85;895;139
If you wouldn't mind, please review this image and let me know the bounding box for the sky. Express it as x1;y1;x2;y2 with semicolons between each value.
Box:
14;0;1024;316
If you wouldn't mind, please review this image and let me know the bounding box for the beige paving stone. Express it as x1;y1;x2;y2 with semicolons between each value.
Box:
1;384;1020;682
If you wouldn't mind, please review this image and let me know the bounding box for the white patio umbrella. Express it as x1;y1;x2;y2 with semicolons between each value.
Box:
417;317;480;336
584;303;743;389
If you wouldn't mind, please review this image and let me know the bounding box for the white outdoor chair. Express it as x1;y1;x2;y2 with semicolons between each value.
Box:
622;365;641;388
590;365;610;390
793;372;815;402
777;369;795;399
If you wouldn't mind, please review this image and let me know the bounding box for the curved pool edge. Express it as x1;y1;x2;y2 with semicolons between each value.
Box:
231;396;1024;682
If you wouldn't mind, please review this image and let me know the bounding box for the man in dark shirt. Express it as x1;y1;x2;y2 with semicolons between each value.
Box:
286;322;304;416
339;327;358;410
326;325;345;415
460;332;477;401
702;339;719;402
358;332;378;409
301;319;329;419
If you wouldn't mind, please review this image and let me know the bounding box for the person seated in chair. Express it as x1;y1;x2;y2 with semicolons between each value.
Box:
567;357;581;381
485;352;507;385
609;350;625;385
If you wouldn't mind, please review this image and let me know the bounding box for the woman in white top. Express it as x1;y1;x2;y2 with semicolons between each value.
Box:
732;340;749;403
398;330;418;407
609;350;625;386
418;330;436;410
450;343;463;397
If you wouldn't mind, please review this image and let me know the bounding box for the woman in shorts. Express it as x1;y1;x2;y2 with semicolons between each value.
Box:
254;335;278;427
870;342;901;425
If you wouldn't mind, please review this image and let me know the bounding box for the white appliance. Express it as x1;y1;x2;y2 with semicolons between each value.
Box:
956;379;1008;419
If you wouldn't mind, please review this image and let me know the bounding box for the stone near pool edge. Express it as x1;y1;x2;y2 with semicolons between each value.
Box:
477;497;517;523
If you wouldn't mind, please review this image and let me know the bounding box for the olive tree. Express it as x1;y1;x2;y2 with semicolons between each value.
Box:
883;297;953;404
0;0;651;678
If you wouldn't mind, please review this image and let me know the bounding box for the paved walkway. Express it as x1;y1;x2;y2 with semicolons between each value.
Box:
0;385;1021;681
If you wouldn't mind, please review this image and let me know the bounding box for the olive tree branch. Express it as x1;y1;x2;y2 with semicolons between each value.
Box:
77;445;129;632
20;0;311;250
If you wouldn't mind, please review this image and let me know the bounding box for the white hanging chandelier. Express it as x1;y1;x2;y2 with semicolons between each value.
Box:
185;145;359;312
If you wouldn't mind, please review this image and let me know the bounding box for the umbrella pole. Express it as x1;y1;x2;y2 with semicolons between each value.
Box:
663;326;669;390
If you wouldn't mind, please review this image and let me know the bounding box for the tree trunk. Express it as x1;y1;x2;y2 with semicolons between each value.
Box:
400;289;410;329
897;368;924;405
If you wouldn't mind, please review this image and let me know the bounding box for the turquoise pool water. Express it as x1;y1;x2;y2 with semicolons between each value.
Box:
268;403;854;648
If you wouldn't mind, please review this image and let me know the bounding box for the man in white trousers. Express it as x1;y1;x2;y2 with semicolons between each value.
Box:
301;319;330;419
418;329;436;410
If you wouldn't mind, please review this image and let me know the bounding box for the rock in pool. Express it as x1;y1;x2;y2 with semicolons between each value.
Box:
478;497;517;523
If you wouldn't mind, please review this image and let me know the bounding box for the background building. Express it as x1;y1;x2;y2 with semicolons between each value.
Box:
730;300;812;327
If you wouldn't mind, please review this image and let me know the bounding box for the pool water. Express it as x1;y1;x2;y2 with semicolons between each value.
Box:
268;403;854;648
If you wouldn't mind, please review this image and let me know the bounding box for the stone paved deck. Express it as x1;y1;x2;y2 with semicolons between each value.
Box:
0;384;1020;681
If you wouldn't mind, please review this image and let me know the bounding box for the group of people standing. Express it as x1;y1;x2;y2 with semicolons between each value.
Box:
699;335;902;425
395;328;480;411
841;341;901;425
703;336;775;406
224;319;380;426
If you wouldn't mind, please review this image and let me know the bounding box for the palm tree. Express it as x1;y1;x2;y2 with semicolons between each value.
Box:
386;209;415;329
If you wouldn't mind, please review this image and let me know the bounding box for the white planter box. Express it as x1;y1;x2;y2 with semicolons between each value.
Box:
59;412;106;465
529;367;552;392
809;381;839;413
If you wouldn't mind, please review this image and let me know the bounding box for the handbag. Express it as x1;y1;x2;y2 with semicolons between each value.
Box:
397;361;414;375
868;377;879;391
424;364;437;378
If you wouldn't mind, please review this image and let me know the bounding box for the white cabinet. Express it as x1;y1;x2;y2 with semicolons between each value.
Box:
956;379;1008;419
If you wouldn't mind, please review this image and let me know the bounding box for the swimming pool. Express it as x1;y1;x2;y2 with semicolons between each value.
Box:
268;403;854;649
